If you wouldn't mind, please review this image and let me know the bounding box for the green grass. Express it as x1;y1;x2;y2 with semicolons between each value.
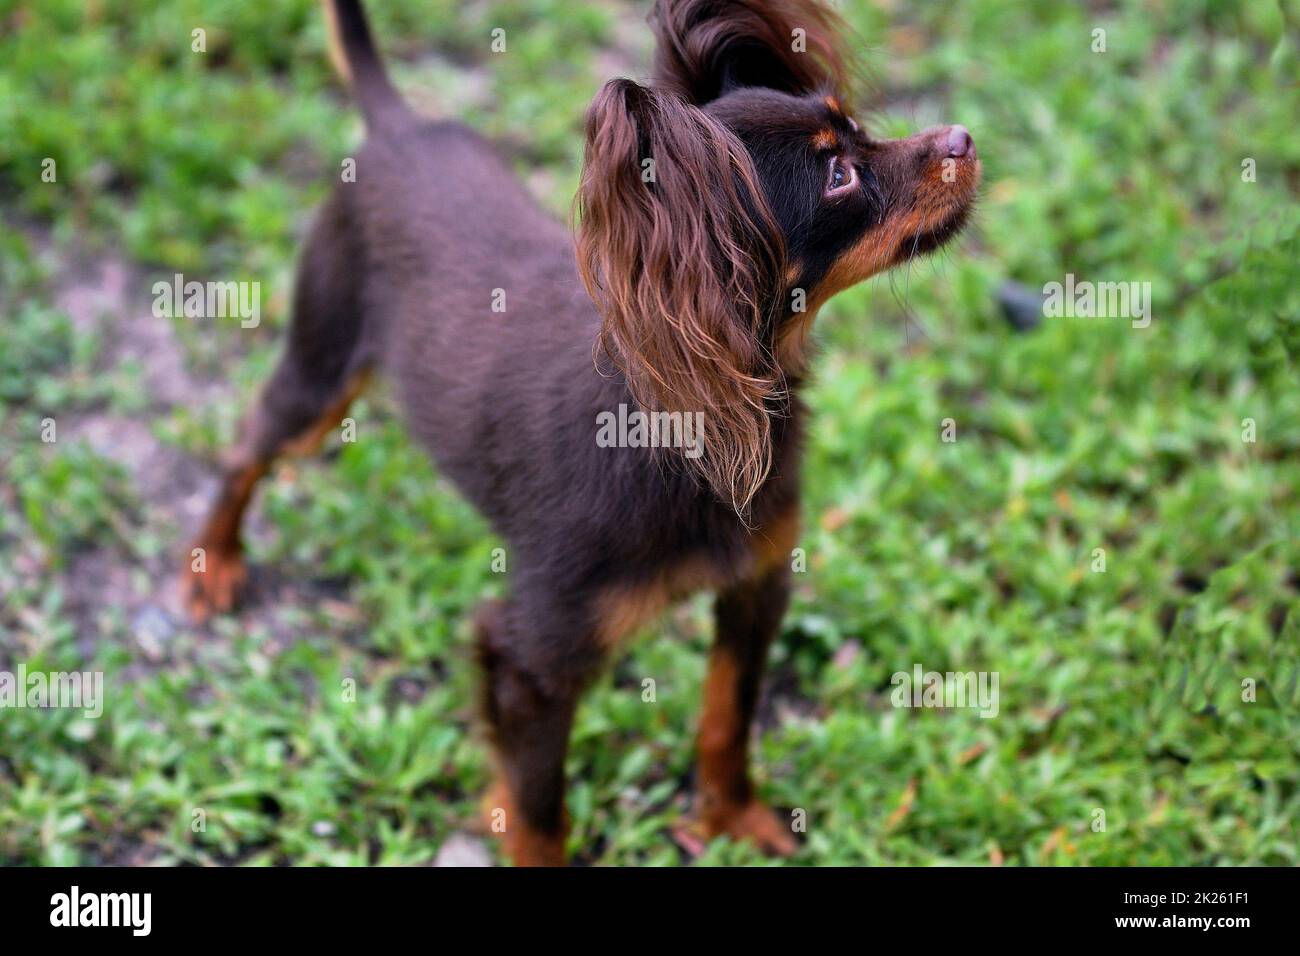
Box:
1;0;1297;865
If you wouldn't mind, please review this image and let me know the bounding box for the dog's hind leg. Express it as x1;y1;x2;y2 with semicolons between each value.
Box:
181;192;372;621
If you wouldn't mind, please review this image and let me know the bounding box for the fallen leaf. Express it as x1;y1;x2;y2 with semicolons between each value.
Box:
821;507;850;532
1147;793;1170;825
831;640;862;670
885;778;917;830
1041;825;1069;860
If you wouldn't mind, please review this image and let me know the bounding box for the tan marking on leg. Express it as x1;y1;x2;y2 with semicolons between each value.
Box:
750;506;801;576
594;509;800;650
182;460;268;620
698;650;745;798
281;369;371;457
182;370;369;621
481;775;567;867
594;557;727;650
696;646;797;856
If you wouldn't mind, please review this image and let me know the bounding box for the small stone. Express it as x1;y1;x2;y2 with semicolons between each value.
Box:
132;605;174;659
433;833;493;867
997;279;1044;333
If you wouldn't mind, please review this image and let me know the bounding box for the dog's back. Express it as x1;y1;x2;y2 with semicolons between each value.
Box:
340;120;604;516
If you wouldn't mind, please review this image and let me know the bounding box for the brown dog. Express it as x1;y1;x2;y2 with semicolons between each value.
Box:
182;0;980;865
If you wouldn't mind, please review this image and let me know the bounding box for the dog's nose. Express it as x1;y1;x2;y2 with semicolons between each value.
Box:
946;125;975;159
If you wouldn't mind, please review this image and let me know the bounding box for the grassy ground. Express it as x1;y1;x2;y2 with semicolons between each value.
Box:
1;0;1297;865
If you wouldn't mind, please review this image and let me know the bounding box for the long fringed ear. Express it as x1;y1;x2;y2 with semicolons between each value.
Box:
650;0;855;106
575;78;786;517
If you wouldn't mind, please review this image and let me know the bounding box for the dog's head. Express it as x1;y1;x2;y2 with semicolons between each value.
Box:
576;0;980;514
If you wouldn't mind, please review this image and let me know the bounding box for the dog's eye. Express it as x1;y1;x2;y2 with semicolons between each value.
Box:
824;156;858;198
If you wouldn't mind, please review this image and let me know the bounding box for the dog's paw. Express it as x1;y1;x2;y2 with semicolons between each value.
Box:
701;799;799;857
180;545;246;622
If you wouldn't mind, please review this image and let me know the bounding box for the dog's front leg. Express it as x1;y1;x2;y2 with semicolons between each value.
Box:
696;566;798;856
475;597;599;866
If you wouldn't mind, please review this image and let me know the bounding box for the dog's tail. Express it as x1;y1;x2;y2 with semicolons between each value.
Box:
323;0;411;130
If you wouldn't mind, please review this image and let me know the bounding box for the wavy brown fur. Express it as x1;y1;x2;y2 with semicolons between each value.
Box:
576;78;786;516
650;0;856;108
